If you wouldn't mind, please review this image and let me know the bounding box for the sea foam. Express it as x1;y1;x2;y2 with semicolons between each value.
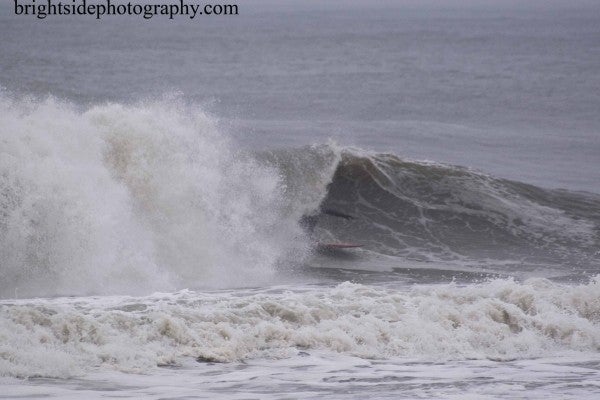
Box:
0;278;598;378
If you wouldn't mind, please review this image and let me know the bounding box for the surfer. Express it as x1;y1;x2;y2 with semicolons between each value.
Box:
299;208;362;250
299;208;354;234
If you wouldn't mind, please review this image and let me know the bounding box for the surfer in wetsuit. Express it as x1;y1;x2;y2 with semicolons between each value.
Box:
299;208;354;234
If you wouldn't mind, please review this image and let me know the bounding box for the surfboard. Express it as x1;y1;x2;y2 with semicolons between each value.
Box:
316;242;362;249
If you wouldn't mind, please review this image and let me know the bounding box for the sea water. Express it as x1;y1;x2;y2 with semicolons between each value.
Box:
1;1;599;398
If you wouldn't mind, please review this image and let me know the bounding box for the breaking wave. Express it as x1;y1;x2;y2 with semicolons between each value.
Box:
1;94;599;299
0;95;305;298
264;147;600;275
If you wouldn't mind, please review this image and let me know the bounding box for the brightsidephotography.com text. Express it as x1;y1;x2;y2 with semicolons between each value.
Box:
13;0;239;20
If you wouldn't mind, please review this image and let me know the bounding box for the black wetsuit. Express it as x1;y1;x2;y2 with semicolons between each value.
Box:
299;208;353;234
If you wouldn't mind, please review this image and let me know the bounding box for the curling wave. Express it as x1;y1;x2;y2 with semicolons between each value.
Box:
264;147;600;275
1;95;599;299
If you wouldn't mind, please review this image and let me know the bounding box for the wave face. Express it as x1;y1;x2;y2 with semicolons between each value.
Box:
296;150;600;275
0;96;306;298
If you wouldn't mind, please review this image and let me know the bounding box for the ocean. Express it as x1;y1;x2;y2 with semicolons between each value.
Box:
0;1;599;398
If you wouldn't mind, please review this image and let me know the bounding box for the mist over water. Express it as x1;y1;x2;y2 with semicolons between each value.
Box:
0;95;312;298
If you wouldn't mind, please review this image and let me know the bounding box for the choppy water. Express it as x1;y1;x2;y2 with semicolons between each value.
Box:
1;1;599;399
2;280;600;399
